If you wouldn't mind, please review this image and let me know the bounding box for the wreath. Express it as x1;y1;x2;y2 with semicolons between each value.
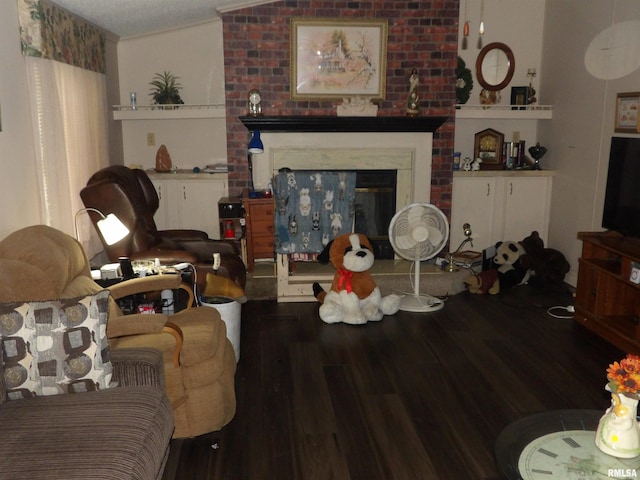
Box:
456;56;473;105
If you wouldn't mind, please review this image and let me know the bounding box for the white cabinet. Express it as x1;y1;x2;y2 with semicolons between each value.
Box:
149;172;228;239
450;171;554;253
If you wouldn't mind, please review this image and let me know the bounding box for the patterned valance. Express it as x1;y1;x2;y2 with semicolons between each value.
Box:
17;0;106;74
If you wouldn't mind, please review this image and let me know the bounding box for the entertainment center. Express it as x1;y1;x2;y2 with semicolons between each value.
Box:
575;232;640;354
574;137;640;354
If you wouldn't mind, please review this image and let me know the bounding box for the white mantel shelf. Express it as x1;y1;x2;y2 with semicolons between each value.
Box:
112;104;225;120
455;104;553;119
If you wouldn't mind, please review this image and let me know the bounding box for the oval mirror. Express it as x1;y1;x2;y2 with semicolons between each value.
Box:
475;42;515;91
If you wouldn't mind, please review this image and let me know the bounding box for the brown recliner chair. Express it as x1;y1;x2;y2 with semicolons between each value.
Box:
80;165;246;293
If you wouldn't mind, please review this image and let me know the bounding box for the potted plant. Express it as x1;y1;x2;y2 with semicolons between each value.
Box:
149;71;184;108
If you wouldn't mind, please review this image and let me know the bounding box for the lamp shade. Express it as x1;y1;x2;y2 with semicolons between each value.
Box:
75;208;129;246
248;131;264;154
97;213;130;245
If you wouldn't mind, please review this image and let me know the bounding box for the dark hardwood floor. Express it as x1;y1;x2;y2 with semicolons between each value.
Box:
162;285;623;480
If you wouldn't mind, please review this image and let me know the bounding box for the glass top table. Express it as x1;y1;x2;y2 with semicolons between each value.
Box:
495;409;640;479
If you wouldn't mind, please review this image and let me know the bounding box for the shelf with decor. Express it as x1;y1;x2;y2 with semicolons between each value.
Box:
455;104;553;120
112;104;226;120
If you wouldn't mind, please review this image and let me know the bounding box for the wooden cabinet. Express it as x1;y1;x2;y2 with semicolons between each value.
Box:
450;171;554;252
243;197;275;271
149;173;228;240
575;232;640;354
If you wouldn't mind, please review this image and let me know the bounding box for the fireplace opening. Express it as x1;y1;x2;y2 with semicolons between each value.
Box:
354;170;396;259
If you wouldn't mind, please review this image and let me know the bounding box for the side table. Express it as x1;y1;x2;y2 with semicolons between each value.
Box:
243;196;275;271
495;409;640;479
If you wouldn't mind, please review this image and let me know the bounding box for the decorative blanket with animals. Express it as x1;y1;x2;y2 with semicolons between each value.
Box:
273;171;356;255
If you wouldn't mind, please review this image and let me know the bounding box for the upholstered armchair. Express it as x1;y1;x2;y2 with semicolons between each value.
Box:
79;165;246;292
105;272;237;438
0;225;236;439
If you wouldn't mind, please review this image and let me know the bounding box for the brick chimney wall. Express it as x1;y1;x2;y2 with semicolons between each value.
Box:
220;0;458;214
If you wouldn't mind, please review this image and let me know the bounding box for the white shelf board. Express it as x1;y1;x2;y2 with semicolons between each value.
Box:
455;104;553;119
113;104;226;120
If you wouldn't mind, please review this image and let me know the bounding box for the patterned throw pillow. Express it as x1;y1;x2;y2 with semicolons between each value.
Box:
0;290;114;400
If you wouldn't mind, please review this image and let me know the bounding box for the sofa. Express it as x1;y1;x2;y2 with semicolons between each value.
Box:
0;226;174;479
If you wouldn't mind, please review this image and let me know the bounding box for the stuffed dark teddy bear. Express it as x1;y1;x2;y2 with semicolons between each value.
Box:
519;231;570;287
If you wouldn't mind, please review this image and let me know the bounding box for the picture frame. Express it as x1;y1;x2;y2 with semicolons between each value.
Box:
510;86;529;110
474;128;505;170
290;18;388;100
615;92;640;133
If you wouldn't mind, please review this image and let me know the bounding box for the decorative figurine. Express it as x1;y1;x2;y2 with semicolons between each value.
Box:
406;69;419;116
528;143;547;170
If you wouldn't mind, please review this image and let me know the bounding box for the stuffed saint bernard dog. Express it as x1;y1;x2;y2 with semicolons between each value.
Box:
313;233;401;324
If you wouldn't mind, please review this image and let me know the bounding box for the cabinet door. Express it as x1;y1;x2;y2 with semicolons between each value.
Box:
450;177;500;252
179;179;228;239
150;179;170;230
502;176;551;243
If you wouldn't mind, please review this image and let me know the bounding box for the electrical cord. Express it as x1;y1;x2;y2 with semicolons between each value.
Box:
173;262;199;306
547;305;575;319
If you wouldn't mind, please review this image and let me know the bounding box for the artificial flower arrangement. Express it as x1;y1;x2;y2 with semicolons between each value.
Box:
606;354;640;395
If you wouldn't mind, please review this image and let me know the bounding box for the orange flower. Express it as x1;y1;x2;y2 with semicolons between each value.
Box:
621;355;640;374
606;355;640;394
608;361;626;379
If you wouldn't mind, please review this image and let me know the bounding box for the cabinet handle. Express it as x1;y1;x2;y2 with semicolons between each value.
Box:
183;186;187;200
157;186;162;200
486;183;490;196
509;182;513;195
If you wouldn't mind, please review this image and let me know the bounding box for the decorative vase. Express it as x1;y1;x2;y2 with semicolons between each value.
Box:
595;392;640;458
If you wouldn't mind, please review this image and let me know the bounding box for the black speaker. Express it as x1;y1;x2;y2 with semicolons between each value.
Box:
119;257;134;279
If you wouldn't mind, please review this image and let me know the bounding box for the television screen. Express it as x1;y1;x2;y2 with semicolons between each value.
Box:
602;137;640;237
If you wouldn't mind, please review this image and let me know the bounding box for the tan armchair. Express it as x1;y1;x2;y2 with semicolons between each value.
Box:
0;225;236;439
106;273;237;438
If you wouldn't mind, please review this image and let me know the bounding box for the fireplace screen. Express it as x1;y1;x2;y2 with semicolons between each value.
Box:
354;170;396;259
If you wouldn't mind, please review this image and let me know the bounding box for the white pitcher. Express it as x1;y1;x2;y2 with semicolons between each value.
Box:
596;392;640;458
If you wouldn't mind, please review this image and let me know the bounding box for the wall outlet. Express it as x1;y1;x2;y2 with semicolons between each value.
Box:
147;132;155;146
631;262;640;284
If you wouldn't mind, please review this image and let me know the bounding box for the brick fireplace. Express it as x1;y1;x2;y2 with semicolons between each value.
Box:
220;0;459;213
239;115;456;301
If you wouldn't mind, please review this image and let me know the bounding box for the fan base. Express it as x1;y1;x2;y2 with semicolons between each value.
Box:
398;294;444;313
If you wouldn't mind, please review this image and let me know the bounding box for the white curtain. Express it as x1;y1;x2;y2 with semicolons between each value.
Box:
26;56;109;256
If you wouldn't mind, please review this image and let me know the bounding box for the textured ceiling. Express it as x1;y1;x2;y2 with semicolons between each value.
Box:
51;0;259;38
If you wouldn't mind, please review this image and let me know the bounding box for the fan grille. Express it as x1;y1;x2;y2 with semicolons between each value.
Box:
388;203;449;261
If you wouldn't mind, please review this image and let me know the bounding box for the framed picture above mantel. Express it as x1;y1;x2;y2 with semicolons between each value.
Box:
290;18;388;101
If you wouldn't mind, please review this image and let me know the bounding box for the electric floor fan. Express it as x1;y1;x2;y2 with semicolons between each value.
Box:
388;203;449;312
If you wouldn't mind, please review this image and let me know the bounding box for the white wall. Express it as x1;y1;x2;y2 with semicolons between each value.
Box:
455;0;546;159
116;20;228;170
0;1;41;239
539;0;640;285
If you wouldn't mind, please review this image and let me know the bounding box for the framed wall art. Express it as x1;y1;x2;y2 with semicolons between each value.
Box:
474;128;505;170
510;86;528;110
615;92;640;133
290;18;388;100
